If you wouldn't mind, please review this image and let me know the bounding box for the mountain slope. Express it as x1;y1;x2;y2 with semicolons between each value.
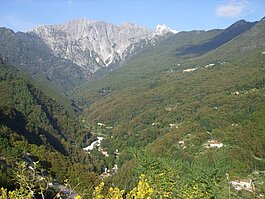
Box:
0;60;100;195
0;60;82;154
177;19;257;56
77;18;265;186
200;17;265;61
76;28;222;103
0;27;90;92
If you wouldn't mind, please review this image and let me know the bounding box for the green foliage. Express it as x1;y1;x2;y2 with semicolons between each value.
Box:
179;151;230;198
0;62;99;197
0;60;91;152
128;149;230;198
131;149;181;198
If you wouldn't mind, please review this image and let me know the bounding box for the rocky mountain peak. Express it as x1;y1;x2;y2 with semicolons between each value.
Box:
31;18;177;73
154;24;179;35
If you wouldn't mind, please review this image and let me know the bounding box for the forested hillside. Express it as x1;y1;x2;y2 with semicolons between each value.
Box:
74;18;265;197
0;60;102;197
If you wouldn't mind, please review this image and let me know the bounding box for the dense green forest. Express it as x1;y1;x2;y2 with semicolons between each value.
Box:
0;18;265;198
0;60;104;197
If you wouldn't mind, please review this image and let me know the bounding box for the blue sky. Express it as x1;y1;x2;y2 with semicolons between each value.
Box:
0;0;264;32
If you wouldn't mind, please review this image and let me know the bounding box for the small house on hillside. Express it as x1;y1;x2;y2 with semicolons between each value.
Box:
205;63;215;68
166;107;172;111
204;139;223;148
178;141;184;145
230;179;255;192
169;123;178;128
169;122;182;129
183;68;197;73
101;150;109;157
97;122;106;127
232;91;240;95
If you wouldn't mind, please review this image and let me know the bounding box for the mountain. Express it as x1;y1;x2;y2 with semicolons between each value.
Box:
155;24;179;35
178;20;257;55
0;19;177;92
202;17;265;61
177;19;257;56
76;28;223;103
0;27;90;92
31;18;177;73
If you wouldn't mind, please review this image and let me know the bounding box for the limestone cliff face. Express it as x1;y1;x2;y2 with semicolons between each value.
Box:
32;18;177;73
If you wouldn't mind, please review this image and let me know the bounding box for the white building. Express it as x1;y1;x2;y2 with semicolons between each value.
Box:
97;122;106;127
205;63;215;68
230;179;255;192
169;124;179;129
183;68;197;73
178;141;184;145
101;150;109;157
166;107;172;111
205;140;223;148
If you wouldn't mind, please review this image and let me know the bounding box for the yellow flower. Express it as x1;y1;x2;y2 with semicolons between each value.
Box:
75;194;81;199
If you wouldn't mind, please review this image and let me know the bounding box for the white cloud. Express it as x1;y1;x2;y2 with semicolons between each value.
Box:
215;0;248;17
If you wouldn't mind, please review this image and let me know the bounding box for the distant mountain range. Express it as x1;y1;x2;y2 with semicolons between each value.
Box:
0;18;177;92
0;17;263;93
